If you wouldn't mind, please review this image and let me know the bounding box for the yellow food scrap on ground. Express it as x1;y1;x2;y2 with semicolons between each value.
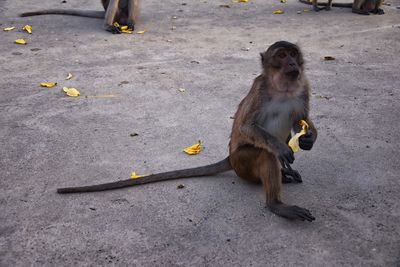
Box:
4;26;15;31
233;0;249;2
136;29;147;34
130;172;149;179
303;8;310;11
40;82;57;88
23;25;32;34
183;140;202;155
63;87;80;97
178;88;186;92
280;0;287;3
273;9;284;14
66;73;73;80
121;29;133;34
113;22;120;27
288;120;309;152
120;25;128;30
15;39;27;45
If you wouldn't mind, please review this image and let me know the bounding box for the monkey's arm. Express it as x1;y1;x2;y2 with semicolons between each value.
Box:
104;0;121;33
239;122;295;165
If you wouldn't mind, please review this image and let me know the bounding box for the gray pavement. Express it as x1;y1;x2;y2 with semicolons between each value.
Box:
1;0;400;266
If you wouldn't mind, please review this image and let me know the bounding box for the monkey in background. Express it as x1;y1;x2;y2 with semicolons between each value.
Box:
57;41;317;222
20;0;140;33
299;0;384;14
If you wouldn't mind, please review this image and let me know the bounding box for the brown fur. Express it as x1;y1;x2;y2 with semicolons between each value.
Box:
228;41;317;221
20;0;141;33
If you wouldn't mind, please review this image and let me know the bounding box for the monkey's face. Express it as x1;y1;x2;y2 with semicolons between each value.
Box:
272;48;302;80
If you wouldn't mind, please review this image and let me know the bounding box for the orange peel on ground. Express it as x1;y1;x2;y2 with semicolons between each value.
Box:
183;140;202;155
40;82;57;88
15;39;27;45
130;172;150;179
62;87;80;97
4;26;16;31
23;25;32;34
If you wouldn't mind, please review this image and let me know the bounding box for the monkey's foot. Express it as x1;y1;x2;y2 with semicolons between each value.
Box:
281;168;302;183
127;21;135;31
372;8;385;14
313;5;324;11
269;203;315;222
105;25;122;34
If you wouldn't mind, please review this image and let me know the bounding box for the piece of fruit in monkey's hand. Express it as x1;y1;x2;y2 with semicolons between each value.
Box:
288;120;309;152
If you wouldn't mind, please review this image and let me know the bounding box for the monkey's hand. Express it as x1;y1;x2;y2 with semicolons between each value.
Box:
299;131;314;150
275;142;295;165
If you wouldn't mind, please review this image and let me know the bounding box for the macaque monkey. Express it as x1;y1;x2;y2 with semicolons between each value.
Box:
299;0;384;14
20;0;140;33
58;41;318;222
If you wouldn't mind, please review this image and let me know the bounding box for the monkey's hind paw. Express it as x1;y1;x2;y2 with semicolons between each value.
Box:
271;204;315;222
105;25;122;34
281;169;302;183
127;22;135;31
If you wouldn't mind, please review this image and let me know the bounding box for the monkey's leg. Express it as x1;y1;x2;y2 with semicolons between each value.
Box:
104;0;122;33
127;0;140;30
312;0;325;11
258;150;314;221
231;146;314;221
325;0;333;10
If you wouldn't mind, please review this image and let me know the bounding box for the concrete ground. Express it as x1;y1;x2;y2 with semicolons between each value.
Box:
1;0;400;266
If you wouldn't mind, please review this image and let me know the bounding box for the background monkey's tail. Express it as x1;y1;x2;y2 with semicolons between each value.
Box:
57;157;232;194
298;0;353;7
20;10;105;18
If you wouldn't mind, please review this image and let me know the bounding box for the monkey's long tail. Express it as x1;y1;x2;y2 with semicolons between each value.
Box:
57;157;232;194
20;10;105;18
298;0;353;7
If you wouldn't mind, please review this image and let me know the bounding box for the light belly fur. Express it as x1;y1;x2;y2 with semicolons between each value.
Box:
258;97;305;142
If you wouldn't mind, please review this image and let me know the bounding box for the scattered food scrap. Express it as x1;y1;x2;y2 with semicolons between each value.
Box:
273;9;284;14
65;73;73;80
23;25;32;34
62;87;80;97
15;39;27;45
40;82;57;88
130;172;149;179
183;140;202;155
3;26;15;31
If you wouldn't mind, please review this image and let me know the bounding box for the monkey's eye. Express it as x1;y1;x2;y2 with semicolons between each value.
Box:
290;51;298;57
277;52;286;59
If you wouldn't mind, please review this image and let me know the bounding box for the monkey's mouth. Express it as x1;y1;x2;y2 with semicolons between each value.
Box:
286;70;300;79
